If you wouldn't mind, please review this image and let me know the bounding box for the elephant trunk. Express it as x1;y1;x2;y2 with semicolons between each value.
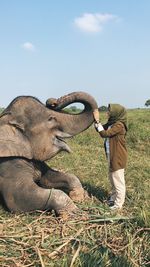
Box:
46;92;98;136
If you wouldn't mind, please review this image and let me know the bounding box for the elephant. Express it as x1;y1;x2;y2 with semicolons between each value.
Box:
0;91;98;217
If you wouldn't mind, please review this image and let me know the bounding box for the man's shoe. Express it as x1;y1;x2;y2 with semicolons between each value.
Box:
110;205;121;210
107;200;114;207
107;196;115;207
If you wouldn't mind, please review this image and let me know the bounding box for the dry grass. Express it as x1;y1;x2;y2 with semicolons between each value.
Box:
1;206;149;267
0;208;149;266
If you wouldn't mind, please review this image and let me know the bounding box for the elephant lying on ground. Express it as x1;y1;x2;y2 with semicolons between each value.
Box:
0;91;98;217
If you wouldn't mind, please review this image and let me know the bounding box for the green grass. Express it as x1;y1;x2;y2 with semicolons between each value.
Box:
0;108;150;266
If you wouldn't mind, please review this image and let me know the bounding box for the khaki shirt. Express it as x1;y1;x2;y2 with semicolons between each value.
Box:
99;121;127;172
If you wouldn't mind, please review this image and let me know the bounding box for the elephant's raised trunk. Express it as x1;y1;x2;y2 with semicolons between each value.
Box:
46;92;98;136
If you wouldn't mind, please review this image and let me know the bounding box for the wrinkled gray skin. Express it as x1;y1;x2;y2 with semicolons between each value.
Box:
0;92;98;217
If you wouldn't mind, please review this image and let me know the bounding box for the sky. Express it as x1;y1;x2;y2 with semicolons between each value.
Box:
0;0;150;109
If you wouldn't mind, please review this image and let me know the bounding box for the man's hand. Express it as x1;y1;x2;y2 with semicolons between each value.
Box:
94;122;104;132
93;109;100;123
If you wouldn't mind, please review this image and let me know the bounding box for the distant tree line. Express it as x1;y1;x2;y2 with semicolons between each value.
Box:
145;99;150;107
0;99;149;115
64;105;108;113
67;101;150;111
0;107;4;113
98;106;108;112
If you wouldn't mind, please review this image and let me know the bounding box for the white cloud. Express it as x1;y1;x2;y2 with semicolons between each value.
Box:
22;42;35;51
74;13;118;33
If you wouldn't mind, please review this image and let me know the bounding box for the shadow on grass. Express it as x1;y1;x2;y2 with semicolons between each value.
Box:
83;182;108;202
0;193;9;211
77;248;133;267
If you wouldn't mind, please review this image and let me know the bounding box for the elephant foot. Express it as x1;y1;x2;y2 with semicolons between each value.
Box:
45;188;79;219
58;207;89;222
56;203;79;220
69;187;89;202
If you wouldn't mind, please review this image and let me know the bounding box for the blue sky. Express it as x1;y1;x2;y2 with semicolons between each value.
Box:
0;0;150;108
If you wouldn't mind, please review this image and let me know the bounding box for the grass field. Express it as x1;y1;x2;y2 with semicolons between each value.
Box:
0;109;150;266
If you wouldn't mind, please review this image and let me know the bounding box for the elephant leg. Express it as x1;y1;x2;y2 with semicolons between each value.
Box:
3;181;78;217
45;189;79;218
39;168;85;202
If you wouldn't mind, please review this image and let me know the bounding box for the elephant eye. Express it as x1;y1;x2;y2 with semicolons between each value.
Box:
48;116;56;122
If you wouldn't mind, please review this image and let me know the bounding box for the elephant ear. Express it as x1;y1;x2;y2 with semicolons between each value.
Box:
0;122;32;159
